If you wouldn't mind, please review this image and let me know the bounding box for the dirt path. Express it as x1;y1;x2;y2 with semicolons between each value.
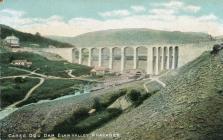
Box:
67;69;76;78
8;77;45;108
9;67;100;83
9;67;53;78
0;75;29;79
0;69;38;80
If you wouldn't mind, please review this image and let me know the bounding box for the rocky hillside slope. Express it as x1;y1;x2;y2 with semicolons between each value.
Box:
88;50;223;140
0;80;145;139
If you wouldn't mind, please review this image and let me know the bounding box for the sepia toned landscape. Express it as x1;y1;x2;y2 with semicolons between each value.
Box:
0;0;223;140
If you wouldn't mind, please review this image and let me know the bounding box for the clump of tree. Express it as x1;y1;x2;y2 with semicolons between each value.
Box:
211;44;223;55
51;107;89;135
127;89;141;102
14;77;26;83
35;32;41;37
208;34;215;41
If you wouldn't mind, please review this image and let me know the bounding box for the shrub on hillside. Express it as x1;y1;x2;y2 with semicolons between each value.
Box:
14;77;26;83
99;88;127;108
211;44;222;54
127;89;141;102
126;88;156;107
51;108;122;135
71;108;122;134
51;107;89;135
93;97;103;110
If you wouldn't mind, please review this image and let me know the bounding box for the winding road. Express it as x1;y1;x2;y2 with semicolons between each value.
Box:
9;67;101;83
67;69;76;78
8;77;45;108
1;67;101;108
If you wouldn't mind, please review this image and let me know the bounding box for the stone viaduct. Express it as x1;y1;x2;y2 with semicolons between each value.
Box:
12;43;213;75
72;46;179;75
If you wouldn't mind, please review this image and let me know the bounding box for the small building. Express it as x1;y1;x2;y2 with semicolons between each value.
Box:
90;66;109;76
11;60;32;68
126;69;144;79
48;45;56;48
4;35;20;48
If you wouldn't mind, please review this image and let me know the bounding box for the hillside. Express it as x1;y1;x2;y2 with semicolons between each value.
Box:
87;50;223;139
0;52;91;77
0;51;92;109
216;35;223;40
0;24;73;48
49;28;211;47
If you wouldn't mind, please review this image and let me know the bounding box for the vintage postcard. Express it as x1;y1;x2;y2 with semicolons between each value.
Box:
0;0;223;139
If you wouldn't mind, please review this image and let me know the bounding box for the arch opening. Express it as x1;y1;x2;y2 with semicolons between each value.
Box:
91;48;99;67
158;47;162;73
174;46;179;69
169;47;173;69
152;47;157;75
112;47;121;72
163;47;168;70
137;46;147;72
124;47;134;72
101;47;110;68
81;48;89;65
72;48;79;64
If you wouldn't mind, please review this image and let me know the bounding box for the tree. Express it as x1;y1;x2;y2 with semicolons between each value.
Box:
211;44;221;54
93;97;102;110
14;77;26;83
35;32;41;37
9;55;14;63
127;89;141;102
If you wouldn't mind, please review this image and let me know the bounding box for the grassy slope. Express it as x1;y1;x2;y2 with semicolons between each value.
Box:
0;24;73;48
0;47;8;53
90;50;223;140
49;28;211;47
0;78;39;108
0;52;92;108
18;79;88;106
0;48;29;76
0;52;91;77
0;65;28;76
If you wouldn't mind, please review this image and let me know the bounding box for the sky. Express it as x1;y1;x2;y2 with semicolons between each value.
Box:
0;0;223;36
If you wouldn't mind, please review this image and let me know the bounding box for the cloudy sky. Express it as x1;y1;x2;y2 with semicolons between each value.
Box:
0;0;223;36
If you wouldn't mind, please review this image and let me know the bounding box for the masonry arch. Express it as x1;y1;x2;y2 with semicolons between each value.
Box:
81;48;89;65
112;47;121;72
169;46;173;69
101;47;110;68
124;47;134;71
163;47;168;70
91;48;99;66
72;48;79;63
152;47;157;75
158;47;162;73
136;46;147;72
174;46;179;69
